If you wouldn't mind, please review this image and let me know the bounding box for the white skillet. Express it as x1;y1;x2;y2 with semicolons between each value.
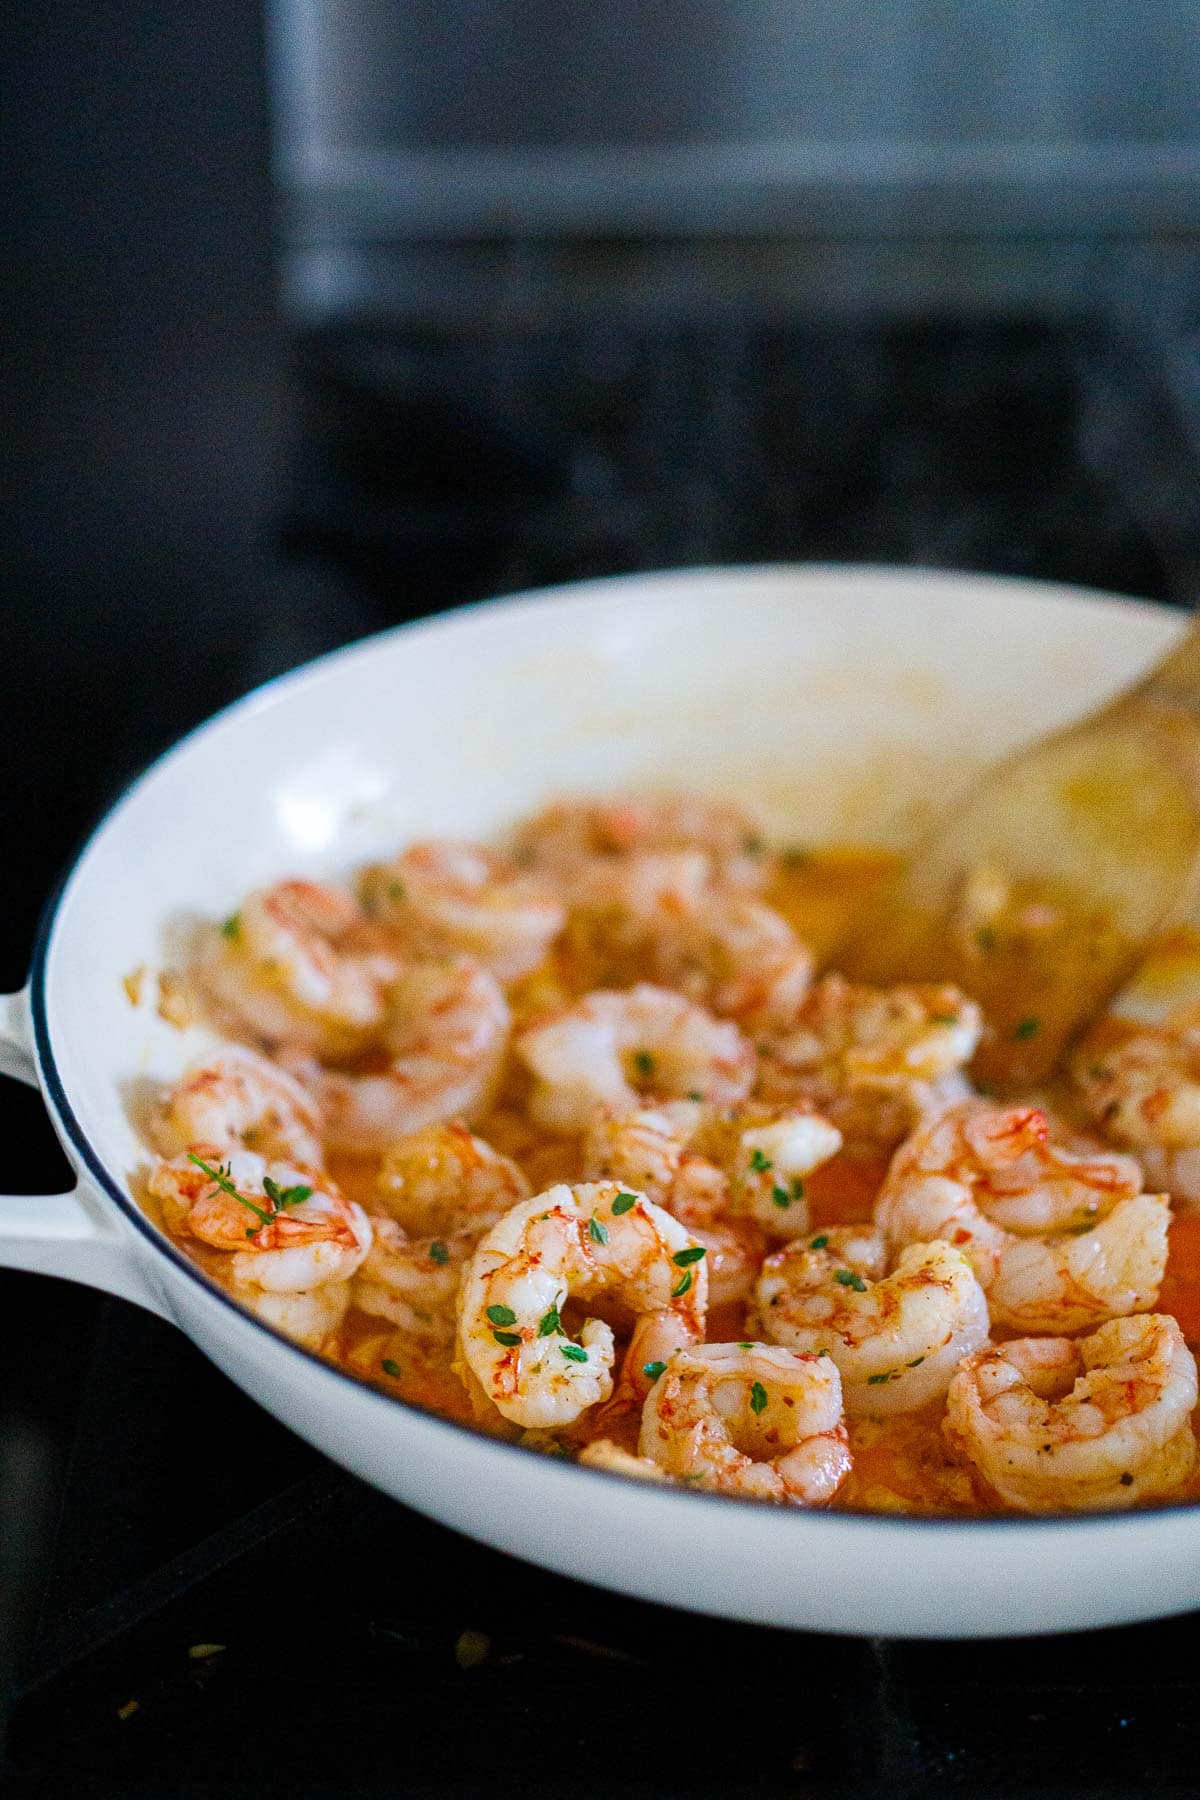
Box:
1;565;1193;1639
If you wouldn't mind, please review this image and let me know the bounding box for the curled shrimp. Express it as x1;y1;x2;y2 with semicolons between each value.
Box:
756;973;982;1151
513;792;771;891
567;851;813;1028
754;1227;989;1415
148;1148;371;1346
199;880;399;1058
360;840;565;982
944;1315;1198;1512
516;984;755;1134
1073;1005;1200;1205
355;1125;530;1340
456;1181;707;1429
153;1045;325;1168
638;1342;851;1505
876;1102;1170;1334
293;956;510;1156
583;1100;842;1306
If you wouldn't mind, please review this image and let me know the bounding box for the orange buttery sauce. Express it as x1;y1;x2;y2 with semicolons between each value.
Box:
142;849;1200;1515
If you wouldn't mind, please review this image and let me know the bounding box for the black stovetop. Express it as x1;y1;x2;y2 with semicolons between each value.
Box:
5;306;1200;1798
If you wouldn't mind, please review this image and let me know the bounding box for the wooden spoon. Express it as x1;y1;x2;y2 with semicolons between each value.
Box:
837;618;1200;1089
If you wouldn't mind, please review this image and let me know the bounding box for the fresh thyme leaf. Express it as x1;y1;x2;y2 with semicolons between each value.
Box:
672;1271;693;1299
642;1361;667;1381
429;1240;450;1265
186;1152;273;1228
834;1268;867;1292
906;1356;925;1367
220;913;241;940
748;1149;773;1174
611;1191;637;1215
537;1306;561;1337
749;1381;768;1415
381;1359;402;1378
809;1234;829;1250
672;1246;705;1266
633;1050;656;1081
486;1304;517;1327
588;1215;609;1246
262;1175;312;1210
867;1372;893;1386
1013;1016;1041;1041
771;1185;792;1209
560;1343;589;1364
492;1330;522;1348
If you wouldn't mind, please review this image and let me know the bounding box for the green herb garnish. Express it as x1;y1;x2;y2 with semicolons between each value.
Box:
672;1246;705;1267
672;1272;693;1299
612;1191;637;1215
1013;1016;1041;1041
486;1304;517;1328
560;1344;589;1364
220;913;241;940
537;1306;561;1337
492;1330;522;1348
642;1361;667;1381
429;1240;450;1265
809;1234;829;1250
748;1149;773;1174
749;1381;768;1415
262;1175;313;1210
834;1268;867;1292
633;1050;656;1081
588;1215;609;1246
381;1359;402;1379
771;1185;792;1209
186;1152;273;1230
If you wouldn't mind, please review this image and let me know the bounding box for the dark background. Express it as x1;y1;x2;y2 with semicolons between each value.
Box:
6;4;1200;1795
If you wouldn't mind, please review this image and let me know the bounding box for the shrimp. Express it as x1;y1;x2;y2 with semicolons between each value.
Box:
360;840;565;982
354;1217;470;1343
876;1102;1170;1334
754;1228;990;1415
943;1315;1198;1512
582;1099;842;1305
153;1046;325;1168
638;1342;851;1504
456;1181;707;1429
578;1439;669;1482
374;1122;530;1237
513;792;771;891
567;852;813;1027
294;956;510;1156
516;984;755;1134
355;1125;530;1340
1073;1006;1200;1205
198;880;399;1058
756;974;982;1151
148;1148;371;1346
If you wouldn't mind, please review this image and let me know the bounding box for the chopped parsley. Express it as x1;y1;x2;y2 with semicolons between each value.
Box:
748;1149;773;1174
560;1343;589;1364
486;1304;517;1327
642;1361;667;1381
749;1381;768;1415
537;1306;561;1337
1013;1016;1041;1041
381;1359;402;1379
220;913;241;940
809;1234;829;1250
906;1356;925;1368
492;1330;522;1348
771;1185;793;1209
633;1050;656;1081
834;1268;867;1292
588;1215;609;1246
612;1191;637;1215
867;1372;894;1386
429;1240;450;1265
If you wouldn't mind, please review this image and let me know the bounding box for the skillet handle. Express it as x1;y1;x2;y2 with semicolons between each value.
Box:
0;985;170;1318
